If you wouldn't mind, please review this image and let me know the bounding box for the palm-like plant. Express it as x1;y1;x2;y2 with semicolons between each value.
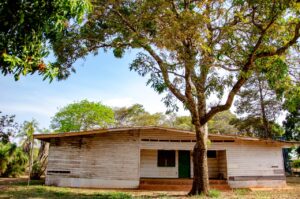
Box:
18;119;39;155
0;142;17;175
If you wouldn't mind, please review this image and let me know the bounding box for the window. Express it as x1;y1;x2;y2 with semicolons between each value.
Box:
157;150;176;167
207;150;217;158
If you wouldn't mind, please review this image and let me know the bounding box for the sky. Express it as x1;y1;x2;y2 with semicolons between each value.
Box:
0;50;189;129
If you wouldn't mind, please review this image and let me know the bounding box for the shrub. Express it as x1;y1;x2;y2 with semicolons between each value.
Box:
208;189;221;198
292;159;300;168
0;143;28;177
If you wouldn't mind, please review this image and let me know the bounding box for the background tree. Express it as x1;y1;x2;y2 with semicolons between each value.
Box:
283;109;300;156
52;0;300;195
0;0;91;81
0;111;19;143
208;111;238;134
114;104;167;126
171;115;194;131
114;104;147;126
18;119;39;155
51;100;115;132
169;111;238;134
233;71;283;138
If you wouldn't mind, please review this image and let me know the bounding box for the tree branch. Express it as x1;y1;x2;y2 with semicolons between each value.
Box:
113;8;188;104
201;15;279;124
256;22;300;58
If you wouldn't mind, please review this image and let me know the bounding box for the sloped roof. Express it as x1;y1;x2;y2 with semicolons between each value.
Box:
33;126;299;146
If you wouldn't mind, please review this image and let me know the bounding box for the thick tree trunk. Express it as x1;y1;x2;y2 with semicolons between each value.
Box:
189;125;209;195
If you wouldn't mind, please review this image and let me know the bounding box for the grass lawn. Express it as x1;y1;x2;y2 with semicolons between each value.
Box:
0;177;299;199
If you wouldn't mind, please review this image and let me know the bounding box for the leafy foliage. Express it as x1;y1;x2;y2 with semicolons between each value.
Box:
208;111;238;134
114;104;167;127
231;118;284;137
18;119;39;155
0;111;19;143
51;100;115;132
0;142;28;177
0;0;91;81
283;110;300;141
30;140;49;180
292;159;300;168
172;115;194;131
233;70;284;138
283;110;300;158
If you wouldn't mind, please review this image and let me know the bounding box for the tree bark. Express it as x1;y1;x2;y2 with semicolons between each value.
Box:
189;125;209;195
258;77;270;138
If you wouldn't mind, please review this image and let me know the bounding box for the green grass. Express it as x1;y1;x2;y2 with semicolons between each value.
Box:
0;180;133;199
189;189;221;199
0;185;133;199
1;178;300;199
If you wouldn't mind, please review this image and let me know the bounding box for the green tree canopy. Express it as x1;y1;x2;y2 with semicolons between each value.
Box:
0;0;91;81
284;110;300;141
48;0;300;195
51;100;115;132
208;110;238;134
114;104;167;126
233;71;284;138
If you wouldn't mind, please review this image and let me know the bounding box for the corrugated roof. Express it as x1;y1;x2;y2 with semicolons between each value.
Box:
33;126;299;146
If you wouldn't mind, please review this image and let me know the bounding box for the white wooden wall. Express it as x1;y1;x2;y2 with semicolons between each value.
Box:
222;142;284;177
45;129;287;188
140;149;178;178
46;131;140;188
139;130;285;181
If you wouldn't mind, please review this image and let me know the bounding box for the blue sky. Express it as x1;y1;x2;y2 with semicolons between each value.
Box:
0;50;188;129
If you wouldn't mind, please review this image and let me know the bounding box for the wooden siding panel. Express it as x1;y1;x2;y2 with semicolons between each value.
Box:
46;131;140;188
226;144;284;177
218;150;227;179
140;150;178;178
140;131;285;181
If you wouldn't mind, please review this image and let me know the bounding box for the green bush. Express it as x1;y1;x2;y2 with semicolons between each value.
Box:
208;189;221;198
0;142;28;177
292;159;300;168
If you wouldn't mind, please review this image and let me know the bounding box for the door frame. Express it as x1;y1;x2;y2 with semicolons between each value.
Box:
178;150;191;178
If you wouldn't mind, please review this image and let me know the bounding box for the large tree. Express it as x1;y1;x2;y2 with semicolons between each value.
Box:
0;0;91;81
53;0;300;195
51;100;115;132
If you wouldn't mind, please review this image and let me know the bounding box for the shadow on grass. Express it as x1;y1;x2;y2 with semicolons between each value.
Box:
0;185;133;199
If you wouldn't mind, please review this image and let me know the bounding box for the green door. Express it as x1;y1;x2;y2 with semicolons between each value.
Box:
178;150;191;178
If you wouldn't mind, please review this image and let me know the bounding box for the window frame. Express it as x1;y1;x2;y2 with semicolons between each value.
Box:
207;150;217;158
157;150;176;167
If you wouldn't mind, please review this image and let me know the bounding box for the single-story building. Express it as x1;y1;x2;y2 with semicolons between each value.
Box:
34;126;299;189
